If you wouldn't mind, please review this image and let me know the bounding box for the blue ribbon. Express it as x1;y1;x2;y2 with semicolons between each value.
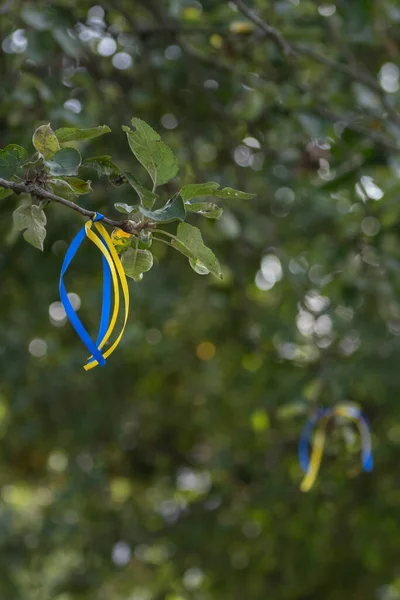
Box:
96;253;111;348
298;408;331;473
59;213;111;368
359;413;374;471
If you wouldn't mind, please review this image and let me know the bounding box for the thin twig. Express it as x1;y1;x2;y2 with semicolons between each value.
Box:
230;0;296;56
0;177;146;234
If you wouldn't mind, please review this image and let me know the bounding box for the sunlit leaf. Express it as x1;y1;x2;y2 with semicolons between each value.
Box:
13;204;47;250
172;222;222;278
51;176;92;195
123;118;178;187
114;203;139;215
180;182;220;201
0;145;28;179
83;155;119;177
0;188;13;200
180;181;254;201
32;123;60;159
46;148;81;176
121;247;153;280
186;202;223;219
63;177;91;194
215;187;255;200
55;125;111;144
138;231;152;250
139;194;185;223
124;172;158;209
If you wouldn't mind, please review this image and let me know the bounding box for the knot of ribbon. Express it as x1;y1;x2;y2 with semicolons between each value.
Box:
59;213;129;371
298;403;373;492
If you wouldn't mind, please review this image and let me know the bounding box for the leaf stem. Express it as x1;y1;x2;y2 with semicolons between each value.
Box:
153;228;180;243
152;235;174;248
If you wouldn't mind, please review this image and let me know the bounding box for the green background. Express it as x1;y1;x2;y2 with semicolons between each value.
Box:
1;1;400;598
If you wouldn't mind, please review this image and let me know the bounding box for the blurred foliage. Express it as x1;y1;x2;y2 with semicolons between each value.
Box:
1;0;400;598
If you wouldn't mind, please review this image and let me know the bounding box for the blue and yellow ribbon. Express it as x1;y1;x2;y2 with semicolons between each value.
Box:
298;403;373;492
59;213;129;370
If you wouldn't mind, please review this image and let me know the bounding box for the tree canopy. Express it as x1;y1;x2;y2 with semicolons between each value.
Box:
1;1;400;598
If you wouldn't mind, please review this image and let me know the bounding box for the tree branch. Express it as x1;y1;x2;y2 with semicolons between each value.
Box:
230;0;400;127
0;178;144;234
230;0;296;56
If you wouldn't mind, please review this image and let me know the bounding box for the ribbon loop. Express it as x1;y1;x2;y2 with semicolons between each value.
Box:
60;213;130;370
298;403;373;492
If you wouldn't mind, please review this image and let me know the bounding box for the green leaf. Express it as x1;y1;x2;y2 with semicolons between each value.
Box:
0;188;13;200
13;204;47;251
124;172;158;209
22;152;42;169
138;231;152;250
83;155;119;177
83;156;124;187
114;203;139;215
172;222;222;278
32;123;60;159
180;182;220;201
189;258;211;275
4;145;28;163
55;125;111;144
63;177;91;195
123;118;178;187
139;193;185;223
186;202;223;220
121;248;153;281
46;148;81;176
48;178;75;200
0;145;28;179
180;181;254;201
215;187;255;200
51;177;92;195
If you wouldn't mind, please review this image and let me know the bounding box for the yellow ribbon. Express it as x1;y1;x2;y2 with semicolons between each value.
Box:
83;218;130;371
300;415;330;493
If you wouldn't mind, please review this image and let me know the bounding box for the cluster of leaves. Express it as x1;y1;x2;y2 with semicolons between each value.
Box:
0;118;253;277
